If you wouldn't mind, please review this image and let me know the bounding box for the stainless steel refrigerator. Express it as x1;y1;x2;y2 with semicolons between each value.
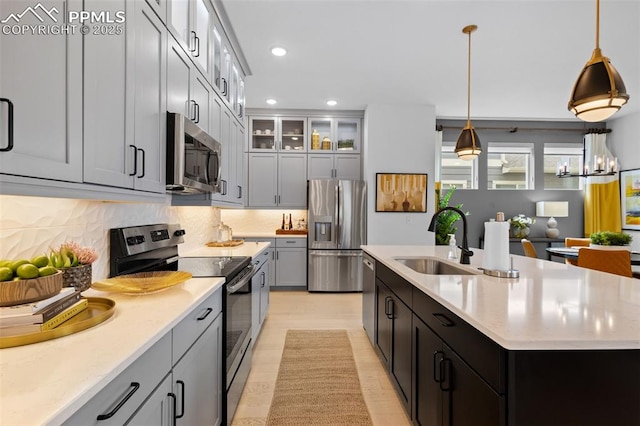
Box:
308;179;367;292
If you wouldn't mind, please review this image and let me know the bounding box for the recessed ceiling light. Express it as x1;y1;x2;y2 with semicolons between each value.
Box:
266;99;277;105
271;47;287;57
326;100;337;106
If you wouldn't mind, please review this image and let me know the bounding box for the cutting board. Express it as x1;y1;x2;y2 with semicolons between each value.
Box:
275;229;308;235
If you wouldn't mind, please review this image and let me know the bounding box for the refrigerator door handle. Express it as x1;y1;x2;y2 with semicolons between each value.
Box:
335;184;341;249
308;250;362;257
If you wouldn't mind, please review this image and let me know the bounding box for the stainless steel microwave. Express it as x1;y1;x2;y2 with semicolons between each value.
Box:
166;112;221;194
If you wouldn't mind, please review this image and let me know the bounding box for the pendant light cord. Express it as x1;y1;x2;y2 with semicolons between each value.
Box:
467;29;471;125
595;0;600;50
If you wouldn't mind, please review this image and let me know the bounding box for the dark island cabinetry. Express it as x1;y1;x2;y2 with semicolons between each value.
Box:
368;260;640;426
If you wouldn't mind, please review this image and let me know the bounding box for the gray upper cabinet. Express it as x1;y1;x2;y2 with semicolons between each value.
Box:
0;0;83;183
308;117;361;153
307;153;361;179
84;0;166;193
247;153;307;208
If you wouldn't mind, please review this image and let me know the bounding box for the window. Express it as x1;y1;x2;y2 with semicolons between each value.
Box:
544;144;583;190
487;143;534;190
440;143;477;189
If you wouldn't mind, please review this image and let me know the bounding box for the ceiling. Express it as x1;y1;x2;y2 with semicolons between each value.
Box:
220;0;639;121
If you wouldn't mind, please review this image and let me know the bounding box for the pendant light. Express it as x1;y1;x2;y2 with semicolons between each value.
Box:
455;25;481;160
568;0;629;122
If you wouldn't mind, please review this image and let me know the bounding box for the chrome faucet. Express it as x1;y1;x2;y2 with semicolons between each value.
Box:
428;206;474;264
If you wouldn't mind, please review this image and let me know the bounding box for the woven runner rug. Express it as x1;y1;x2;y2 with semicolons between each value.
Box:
265;329;373;426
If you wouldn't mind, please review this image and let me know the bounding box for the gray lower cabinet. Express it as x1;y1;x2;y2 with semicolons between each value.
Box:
240;237;306;288
172;312;223;425
125;374;173;426
64;288;223;426
275;238;307;287
251;250;270;341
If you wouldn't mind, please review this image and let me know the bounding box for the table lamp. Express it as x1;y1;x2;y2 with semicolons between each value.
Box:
536;201;569;238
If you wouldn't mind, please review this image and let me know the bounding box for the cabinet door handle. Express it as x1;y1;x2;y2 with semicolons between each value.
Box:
261;271;265;287
439;357;452;391
197;307;213;321
221;179;228;195
433;351;444;383
278;195;281;204
194;101;200;124
0;98;14;152
176;380;185;418
96;382;140;420
189;30;197;53
237;185;242;199
276;251;279;260
384;296;392;318
168;392;177;426
433;313;455;327
129;145;138;176
189;100;197;122
274;195;277;204
137;148;146;178
221;78;228;96
193;34;200;57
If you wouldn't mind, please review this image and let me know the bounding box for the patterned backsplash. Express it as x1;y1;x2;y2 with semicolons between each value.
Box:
0;195;220;280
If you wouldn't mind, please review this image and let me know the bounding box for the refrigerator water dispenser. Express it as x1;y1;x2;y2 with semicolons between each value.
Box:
314;221;332;242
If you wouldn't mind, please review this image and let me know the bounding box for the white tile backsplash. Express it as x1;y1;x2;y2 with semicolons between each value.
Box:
0;195;220;280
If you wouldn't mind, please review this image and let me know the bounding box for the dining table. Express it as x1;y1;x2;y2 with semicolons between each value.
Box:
546;247;640;266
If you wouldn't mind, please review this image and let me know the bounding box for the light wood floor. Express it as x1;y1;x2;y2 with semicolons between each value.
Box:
231;291;411;426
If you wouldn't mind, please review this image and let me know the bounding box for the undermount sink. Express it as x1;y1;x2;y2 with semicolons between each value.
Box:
395;257;478;275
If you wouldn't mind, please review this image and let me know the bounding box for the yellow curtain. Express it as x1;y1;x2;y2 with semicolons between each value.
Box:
583;132;621;235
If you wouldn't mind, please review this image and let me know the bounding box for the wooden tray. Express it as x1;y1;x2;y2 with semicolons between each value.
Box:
275;229;308;235
0;297;116;349
206;239;245;247
91;271;192;294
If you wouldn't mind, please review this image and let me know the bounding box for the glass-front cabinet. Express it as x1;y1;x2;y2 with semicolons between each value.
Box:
249;117;307;152
308;117;361;153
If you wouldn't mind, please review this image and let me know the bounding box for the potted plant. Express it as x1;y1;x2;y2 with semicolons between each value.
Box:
49;242;98;291
508;214;535;239
434;186;469;245
589;231;633;250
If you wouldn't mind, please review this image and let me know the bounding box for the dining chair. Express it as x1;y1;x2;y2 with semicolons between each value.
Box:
564;237;591;266
521;239;538;258
577;248;633;278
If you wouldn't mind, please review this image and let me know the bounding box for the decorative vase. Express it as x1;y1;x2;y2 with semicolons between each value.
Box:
511;226;530;239
61;264;92;292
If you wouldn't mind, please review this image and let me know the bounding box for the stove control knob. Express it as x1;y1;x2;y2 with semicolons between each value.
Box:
126;235;145;245
174;229;186;237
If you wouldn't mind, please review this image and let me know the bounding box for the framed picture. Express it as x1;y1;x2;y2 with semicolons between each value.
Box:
376;173;427;212
620;168;640;230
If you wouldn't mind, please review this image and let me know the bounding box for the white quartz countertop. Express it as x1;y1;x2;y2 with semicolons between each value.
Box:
0;242;270;425
181;241;271;257
362;245;640;351
234;232;307;239
0;277;225;426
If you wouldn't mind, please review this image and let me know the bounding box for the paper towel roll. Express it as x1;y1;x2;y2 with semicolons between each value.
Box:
482;221;510;271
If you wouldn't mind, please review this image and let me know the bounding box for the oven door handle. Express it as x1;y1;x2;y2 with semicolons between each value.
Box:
226;264;256;293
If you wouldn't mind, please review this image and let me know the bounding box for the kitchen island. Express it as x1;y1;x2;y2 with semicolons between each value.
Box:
0;242;270;426
363;245;640;425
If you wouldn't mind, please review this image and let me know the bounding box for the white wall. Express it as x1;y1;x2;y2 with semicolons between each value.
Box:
610;110;640;253
0;195;220;280
363;104;436;245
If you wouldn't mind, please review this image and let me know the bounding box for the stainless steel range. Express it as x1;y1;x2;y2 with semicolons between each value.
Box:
109;223;255;425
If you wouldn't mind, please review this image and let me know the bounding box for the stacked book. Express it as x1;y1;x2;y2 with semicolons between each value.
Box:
0;288;88;337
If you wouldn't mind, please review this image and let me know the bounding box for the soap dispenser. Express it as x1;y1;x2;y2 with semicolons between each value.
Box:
447;234;458;260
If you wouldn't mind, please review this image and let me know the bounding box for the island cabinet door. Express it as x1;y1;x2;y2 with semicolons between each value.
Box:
412;315;505;426
375;279;392;366
412;315;442;426
441;343;504;426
